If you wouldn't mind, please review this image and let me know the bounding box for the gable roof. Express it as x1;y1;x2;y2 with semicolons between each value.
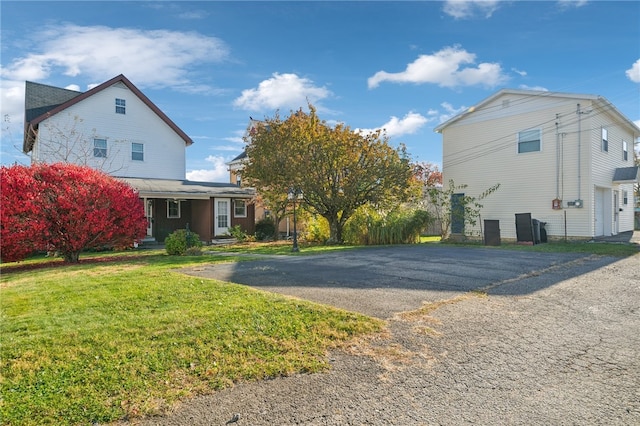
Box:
434;88;640;137
23;74;193;153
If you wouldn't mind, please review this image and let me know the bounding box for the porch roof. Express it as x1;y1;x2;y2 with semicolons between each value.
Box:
612;166;639;183
119;177;255;200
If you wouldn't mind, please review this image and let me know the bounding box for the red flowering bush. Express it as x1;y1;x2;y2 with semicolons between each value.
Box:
1;163;147;263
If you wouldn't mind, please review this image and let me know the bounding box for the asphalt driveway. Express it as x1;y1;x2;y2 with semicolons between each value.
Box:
143;245;640;425
183;245;612;319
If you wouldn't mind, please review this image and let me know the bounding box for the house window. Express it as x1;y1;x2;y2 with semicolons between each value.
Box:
132;143;144;161
93;138;107;157
167;200;181;218
234;200;247;217
116;98;126;114
602;128;608;152
623;190;628;205
518;129;541;153
623;140;628;161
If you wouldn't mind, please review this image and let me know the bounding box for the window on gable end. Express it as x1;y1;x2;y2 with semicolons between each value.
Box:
517;129;541;154
93;138;107;157
623;140;628;161
116;98;126;114
601;128;608;152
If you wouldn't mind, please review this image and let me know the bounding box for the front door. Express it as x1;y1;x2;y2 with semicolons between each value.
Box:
146;199;154;238
451;193;465;235
613;191;619;235
215;198;231;236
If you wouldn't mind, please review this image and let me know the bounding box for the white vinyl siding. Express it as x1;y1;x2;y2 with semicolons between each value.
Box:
441;93;638;239
33;84;187;179
443;96;588;239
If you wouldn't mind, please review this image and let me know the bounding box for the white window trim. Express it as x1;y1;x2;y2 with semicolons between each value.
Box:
94;138;107;158
517;128;541;154
622;140;628;161
234;199;247;218
167;200;181;219
132;142;144;161
116;98;126;115
601;127;608;152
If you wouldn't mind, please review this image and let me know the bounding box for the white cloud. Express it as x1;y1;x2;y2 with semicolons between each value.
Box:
519;84;549;91
512;68;527;77
626;59;640;83
0;79;27;148
1;24;229;93
368;46;507;89
186;155;229;182
233;73;332;112
557;0;589;10
443;0;501;19
356;112;430;138
438;102;468;124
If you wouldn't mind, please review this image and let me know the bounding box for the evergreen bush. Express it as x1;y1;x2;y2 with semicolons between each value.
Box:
165;229;203;255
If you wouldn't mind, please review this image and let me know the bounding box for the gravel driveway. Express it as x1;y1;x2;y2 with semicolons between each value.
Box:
128;246;640;425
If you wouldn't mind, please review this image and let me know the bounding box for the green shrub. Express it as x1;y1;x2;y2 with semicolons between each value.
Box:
165;229;203;255
255;218;276;241
226;225;254;242
344;207;432;245
303;215;330;243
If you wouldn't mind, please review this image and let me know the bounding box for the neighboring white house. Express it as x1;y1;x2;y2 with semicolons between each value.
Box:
435;89;639;241
23;74;255;242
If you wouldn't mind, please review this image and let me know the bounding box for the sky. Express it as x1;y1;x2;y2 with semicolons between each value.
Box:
1;1;639;182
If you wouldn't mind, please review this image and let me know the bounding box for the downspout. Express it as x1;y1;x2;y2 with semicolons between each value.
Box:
555;115;560;199
576;103;592;205
576;104;582;201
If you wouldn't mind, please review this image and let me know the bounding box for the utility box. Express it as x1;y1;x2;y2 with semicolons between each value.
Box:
484;220;501;246
515;213;535;245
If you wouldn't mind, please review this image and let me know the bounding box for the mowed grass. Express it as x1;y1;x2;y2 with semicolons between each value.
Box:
0;251;383;425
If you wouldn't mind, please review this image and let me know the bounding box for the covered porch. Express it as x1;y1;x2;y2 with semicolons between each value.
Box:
119;178;255;243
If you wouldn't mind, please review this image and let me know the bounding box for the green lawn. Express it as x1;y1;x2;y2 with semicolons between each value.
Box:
0;251;383;425
2;239;636;425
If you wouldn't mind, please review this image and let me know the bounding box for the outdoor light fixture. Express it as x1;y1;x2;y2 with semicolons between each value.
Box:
287;187;303;252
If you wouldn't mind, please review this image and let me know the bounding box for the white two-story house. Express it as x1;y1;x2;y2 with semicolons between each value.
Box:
23;74;255;243
435;89;639;241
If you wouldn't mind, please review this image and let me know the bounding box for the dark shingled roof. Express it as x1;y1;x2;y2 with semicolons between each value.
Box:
230;150;247;162
612;166;639;182
25;81;82;123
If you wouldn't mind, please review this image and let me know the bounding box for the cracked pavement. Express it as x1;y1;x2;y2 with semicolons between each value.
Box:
129;246;640;425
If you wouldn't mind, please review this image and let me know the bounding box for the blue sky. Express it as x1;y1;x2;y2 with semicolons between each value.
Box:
1;1;639;182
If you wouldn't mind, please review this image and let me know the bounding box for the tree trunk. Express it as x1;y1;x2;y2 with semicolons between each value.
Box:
326;216;343;244
63;251;80;263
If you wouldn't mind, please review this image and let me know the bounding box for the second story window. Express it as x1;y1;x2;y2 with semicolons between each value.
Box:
116;98;126;114
517;129;541;154
623;140;628;161
93;138;107;158
601;128;608;152
132;143;144;161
